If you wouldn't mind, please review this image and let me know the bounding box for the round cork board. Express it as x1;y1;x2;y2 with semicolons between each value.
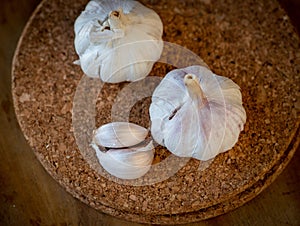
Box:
12;0;300;224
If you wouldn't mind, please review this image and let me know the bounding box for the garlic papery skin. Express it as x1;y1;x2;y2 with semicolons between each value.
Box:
74;0;163;83
91;141;154;179
92;122;148;148
149;65;246;161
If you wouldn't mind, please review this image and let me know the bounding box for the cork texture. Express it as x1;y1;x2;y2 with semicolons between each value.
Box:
12;0;300;224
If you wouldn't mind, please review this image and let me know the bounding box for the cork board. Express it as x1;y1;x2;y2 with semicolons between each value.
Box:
12;0;300;224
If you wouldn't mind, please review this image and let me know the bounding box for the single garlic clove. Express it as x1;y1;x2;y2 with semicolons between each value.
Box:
92;141;154;180
149;100;174;145
150;65;246;161
74;21;95;56
92;122;148;148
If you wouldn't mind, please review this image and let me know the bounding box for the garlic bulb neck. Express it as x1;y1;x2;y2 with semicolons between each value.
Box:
184;74;207;107
108;9;126;30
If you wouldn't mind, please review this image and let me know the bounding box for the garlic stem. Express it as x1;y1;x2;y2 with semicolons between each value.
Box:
184;74;207;107
108;9;125;30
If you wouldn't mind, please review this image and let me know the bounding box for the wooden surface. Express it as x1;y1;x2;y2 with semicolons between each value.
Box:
0;0;299;225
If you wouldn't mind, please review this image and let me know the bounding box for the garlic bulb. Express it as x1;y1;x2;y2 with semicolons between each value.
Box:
91;122;154;179
149;65;246;161
92;141;154;180
74;0;163;83
92;122;148;148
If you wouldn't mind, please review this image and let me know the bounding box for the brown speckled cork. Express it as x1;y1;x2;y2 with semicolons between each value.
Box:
12;0;300;224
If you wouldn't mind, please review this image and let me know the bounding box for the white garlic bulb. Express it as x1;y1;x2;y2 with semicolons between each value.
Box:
91;122;154;179
149;65;246;161
74;0;163;83
92;122;148;148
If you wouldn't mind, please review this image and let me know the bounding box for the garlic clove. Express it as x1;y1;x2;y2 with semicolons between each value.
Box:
150;65;246;161
92;122;148;148
92;141;154;180
78;45;107;78
75;20;95;56
99;39;163;83
149;99;177;145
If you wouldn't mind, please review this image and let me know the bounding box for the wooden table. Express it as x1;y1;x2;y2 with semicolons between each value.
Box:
0;0;299;225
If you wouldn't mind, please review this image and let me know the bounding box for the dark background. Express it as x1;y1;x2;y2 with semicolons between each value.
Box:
0;0;299;225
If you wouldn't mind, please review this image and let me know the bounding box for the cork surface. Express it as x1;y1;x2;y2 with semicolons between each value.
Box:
12;0;300;224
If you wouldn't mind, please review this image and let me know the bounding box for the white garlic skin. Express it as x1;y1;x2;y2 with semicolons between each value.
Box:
92;122;148;148
74;0;163;83
149;65;246;161
92;141;154;179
